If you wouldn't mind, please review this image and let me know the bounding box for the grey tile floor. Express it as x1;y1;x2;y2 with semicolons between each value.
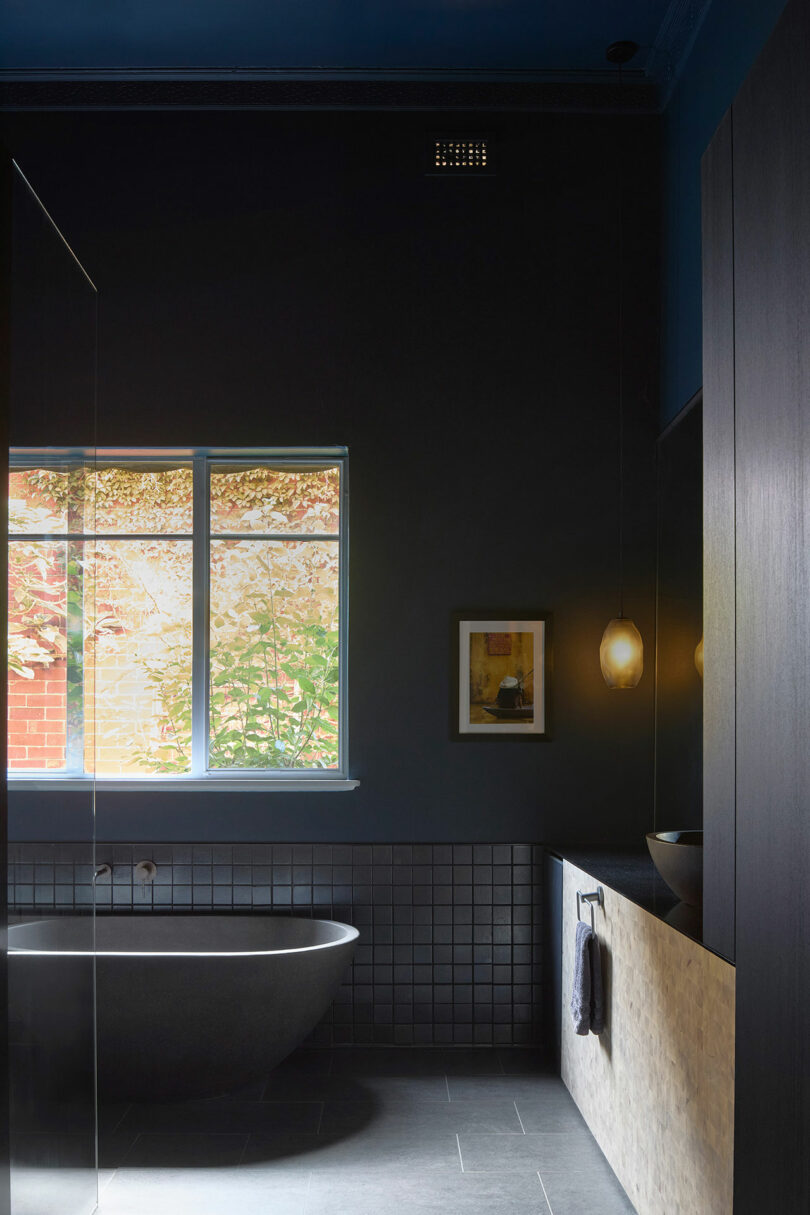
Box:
97;1048;636;1215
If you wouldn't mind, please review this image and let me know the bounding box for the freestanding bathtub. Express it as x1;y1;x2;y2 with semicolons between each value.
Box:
9;915;358;1102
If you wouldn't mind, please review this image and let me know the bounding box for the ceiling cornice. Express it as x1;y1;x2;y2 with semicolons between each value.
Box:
0;72;659;114
645;0;713;97
0;2;715;113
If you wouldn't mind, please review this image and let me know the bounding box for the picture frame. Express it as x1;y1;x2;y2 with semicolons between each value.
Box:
450;611;552;741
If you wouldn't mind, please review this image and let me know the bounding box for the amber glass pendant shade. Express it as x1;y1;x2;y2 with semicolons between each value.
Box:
694;636;704;678
600;617;643;688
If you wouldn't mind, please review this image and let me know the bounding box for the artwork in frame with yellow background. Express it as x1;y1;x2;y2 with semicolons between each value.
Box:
452;612;551;739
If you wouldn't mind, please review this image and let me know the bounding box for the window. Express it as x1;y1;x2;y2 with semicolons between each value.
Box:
7;448;350;787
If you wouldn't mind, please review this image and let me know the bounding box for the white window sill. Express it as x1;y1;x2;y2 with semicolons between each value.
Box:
7;777;360;793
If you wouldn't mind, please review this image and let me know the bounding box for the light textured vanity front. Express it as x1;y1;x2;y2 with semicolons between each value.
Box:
561;861;735;1215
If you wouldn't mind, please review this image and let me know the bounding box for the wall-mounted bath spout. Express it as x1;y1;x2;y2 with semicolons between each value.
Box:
134;860;157;900
94;864;111;881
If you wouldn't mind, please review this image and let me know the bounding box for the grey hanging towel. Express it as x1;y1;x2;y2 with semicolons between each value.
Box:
570;919;592;1035
589;931;605;1036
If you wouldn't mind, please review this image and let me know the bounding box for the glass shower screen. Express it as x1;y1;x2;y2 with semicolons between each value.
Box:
7;163;99;1215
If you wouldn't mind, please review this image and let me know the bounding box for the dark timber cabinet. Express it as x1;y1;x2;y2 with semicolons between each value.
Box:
701;109;735;967
702;0;810;1208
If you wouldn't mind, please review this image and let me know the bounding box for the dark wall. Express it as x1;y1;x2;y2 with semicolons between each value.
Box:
4;109;660;844
654;396;702;831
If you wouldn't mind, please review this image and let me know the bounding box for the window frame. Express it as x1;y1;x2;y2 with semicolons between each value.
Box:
7;446;355;791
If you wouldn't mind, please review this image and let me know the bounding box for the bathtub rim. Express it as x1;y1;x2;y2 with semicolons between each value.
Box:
8;915;359;958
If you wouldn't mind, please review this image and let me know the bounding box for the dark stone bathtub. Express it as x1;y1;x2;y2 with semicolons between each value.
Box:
10;915;358;1101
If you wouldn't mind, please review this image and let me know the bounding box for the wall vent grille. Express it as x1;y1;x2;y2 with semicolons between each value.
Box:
428;136;493;175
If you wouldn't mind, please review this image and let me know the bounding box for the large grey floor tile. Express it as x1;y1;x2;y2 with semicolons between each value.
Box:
8;1099;95;1136
98;1165;310;1215
119;1098;321;1135
10;1165;98;1215
263;1073;449;1103
539;1170;637;1215
434;1048;505;1075
305;1171;551;1214
262;1073;339;1101
97;1102;132;1135
119;1131;247;1167
448;1074;573;1102
270;1048;333;1077
10;1132;95;1167
98;1128;139;1168
98;1167;116;1194
514;1093;589;1133
458;1128;611;1174
93;1056;635;1215
330;1047;453;1076
245;1127;462;1174
202;1079;267;1102
321;1096;522;1135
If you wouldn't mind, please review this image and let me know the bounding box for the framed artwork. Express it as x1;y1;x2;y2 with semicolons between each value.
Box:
451;611;552;741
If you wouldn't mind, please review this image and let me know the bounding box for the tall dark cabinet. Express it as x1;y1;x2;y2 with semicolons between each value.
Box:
702;0;810;1208
701;111;735;967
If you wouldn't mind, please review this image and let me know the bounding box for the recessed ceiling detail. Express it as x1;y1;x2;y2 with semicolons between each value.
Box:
0;0;713;111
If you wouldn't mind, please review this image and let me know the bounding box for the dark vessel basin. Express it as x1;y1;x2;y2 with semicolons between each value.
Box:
646;829;703;908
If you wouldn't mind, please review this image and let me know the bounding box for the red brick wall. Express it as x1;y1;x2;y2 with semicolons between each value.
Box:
7;661;67;769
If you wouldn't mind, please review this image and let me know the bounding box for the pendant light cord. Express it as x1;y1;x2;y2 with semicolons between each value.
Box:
617;63;625;620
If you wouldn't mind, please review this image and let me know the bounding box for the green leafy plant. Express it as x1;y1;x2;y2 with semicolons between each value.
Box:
207;537;339;770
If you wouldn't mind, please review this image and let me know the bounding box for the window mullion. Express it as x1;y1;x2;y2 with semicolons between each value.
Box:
65;539;85;774
65;466;85;775
190;455;209;776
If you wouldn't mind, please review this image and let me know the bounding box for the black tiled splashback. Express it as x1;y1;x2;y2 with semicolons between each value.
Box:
8;842;544;1047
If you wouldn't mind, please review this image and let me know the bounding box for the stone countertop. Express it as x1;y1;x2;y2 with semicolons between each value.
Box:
545;843;706;951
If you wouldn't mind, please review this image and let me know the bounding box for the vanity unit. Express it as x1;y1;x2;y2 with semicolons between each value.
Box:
548;849;734;1215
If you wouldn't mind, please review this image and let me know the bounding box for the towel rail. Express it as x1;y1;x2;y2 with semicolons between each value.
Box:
576;886;603;933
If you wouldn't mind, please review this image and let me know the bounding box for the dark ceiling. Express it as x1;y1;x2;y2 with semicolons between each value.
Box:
1;0;709;92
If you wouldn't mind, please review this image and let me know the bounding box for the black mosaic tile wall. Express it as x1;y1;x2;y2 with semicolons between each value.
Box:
8;842;544;1046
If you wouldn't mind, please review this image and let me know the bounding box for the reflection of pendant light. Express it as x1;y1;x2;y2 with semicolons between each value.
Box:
600;39;643;690
694;636;704;678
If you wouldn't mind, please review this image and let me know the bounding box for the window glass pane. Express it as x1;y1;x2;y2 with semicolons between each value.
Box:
209;539;339;769
9;468;69;534
8;540;67;770
210;465;340;535
87;540;193;776
9;452;346;781
91;465;193;535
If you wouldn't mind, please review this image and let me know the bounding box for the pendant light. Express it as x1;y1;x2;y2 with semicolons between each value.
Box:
600;40;643;690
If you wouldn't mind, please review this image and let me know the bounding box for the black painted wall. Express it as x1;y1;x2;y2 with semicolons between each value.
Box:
654;396;702;832
3;109;660;844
